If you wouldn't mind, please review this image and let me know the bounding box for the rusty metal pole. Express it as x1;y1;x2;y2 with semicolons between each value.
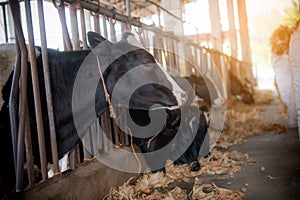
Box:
80;7;88;49
237;0;252;82
28;0;60;174
24;105;35;187
93;13;100;33
23;0;40;186
9;41;20;176
37;0;59;179
9;0;29;192
69;0;81;168
124;0;131;31
69;1;80;50
54;0;73;51
109;17;116;42
102;16;108;39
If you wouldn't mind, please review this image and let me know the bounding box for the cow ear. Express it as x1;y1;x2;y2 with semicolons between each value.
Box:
87;31;110;49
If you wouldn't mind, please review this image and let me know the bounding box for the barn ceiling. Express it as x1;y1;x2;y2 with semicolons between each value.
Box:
92;0;196;18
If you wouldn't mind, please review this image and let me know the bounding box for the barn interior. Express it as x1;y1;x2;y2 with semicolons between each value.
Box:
0;0;299;199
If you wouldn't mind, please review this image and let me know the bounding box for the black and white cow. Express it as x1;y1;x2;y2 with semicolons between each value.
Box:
0;32;188;197
117;32;210;172
229;72;255;104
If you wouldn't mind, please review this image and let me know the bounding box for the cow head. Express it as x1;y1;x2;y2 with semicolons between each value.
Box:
87;31;187;112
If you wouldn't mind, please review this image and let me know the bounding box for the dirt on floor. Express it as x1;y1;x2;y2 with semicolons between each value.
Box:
104;89;300;200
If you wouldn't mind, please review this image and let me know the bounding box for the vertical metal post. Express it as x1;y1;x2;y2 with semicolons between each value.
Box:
6;4;15;42
109;18;116;42
124;0;131;31
9;0;28;192
83;127;93;158
80;8;88;49
157;6;161;27
9;42;20;176
95;118;103;153
24;106;35;187
237;0;252;81
126;0;131;18
28;0;59;173
101;111;114;152
24;0;44;186
102;17;108;39
69;149;76;170
2;4;8;43
227;0;238;59
193;45;198;74
37;0;58;180
69;1;80;50
93;13;100;33
112;106;122;146
91;121;98;155
84;9;91;32
55;0;73;51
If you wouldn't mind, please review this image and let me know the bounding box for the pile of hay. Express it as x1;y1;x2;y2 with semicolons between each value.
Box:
217;90;286;149
104;148;250;200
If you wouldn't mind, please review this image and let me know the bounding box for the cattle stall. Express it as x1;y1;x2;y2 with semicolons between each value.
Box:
0;0;253;197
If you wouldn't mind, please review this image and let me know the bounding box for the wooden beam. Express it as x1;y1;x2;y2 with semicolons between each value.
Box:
237;0;252;80
237;0;251;65
227;0;238;58
208;0;222;52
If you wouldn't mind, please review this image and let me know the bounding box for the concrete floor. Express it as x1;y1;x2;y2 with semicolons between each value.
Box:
211;92;300;200
222;129;300;200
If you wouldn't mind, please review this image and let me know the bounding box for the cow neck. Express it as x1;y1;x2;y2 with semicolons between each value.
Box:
95;55;116;118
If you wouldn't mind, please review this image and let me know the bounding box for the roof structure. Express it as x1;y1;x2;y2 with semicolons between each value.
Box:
90;0;195;18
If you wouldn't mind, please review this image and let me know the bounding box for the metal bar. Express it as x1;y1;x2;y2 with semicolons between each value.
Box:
96;118;103;153
109;18;116;42
91;121;98;156
69;1;80;50
2;5;8;43
121;22;125;32
83;127;93;158
26;0;57;175
84;9;91;32
100;114;108;152
93;14;100;33
227;0;238;59
6;4;15;42
24;101;35;188
112;122;119;146
56;0;73;51
37;0;58;180
9;42;20;176
9;0;28;192
101;111;113;151
69;149;76;170
80;8;88;49
64;0;181;41
102;16;108;39
76;144;81;165
123;112;129;146
145;0;182;21
126;0;131;18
